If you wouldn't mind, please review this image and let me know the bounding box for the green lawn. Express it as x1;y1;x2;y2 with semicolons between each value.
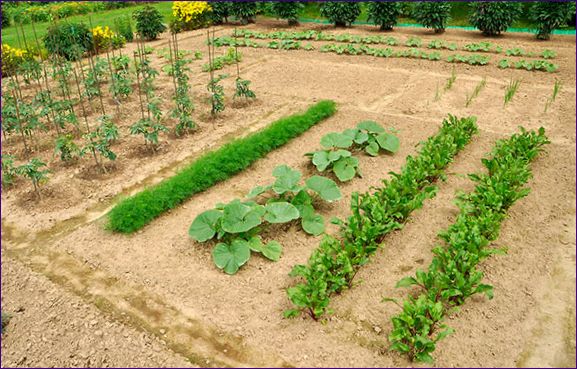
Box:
1;2;173;48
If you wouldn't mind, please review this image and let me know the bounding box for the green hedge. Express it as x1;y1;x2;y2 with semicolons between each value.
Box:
107;100;337;233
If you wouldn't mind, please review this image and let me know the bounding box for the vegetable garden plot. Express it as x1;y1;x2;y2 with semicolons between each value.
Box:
2;23;575;368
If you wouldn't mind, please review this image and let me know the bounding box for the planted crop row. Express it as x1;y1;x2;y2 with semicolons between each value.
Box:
285;115;478;320
212;37;558;72
497;58;558;73
387;127;549;363
231;29;557;59
107;100;337;233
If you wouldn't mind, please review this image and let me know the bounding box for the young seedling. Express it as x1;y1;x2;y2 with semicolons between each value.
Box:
54;134;80;162
503;78;521;106
444;67;457;92
233;29;256;102
544;79;562;113
1;154;18;187
465;77;487;107
16;158;49;199
306;121;400;182
81;116;119;173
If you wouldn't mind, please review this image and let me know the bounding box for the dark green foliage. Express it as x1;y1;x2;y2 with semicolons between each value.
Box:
43;22;93;60
412;1;452;33
133;5;166;41
2;7;10;28
320;2;361;27
271;1;304;26
114;15;134;42
530;1;576;40
210;1;233;24
286;115;478;320
388;127;549;362
367;1;401;31
469;1;523;36
230;1;257;25
107;101;337;233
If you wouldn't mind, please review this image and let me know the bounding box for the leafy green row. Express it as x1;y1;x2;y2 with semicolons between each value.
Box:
231;29;556;59
107;100;337;233
446;53;490;66
387;127;549;363
285;115;479;320
201;47;241;72
497;58;558;73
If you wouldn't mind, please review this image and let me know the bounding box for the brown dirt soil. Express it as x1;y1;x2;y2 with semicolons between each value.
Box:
2;20;576;367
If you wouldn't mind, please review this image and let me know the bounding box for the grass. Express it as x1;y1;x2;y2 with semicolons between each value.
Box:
1;2;173;48
107;100;337;233
465;77;487;107
504;78;521;106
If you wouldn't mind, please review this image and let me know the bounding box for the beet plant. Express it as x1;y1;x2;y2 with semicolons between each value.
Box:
306;121;399;182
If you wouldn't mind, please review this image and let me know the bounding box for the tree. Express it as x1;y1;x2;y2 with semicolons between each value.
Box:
367;1;401;31
412;2;452;33
320;2;361;27
469;1;522;36
530;1;576;40
271;2;304;26
133;6;166;41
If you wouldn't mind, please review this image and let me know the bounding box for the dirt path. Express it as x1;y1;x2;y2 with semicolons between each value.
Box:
2;23;575;367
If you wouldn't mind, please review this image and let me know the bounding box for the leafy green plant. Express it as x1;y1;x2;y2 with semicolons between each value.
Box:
234;78;256;100
412;2;452;33
208;74;227;116
54;134;80;162
498;58;559;73
190;165;341;274
367;1;401;31
169;45;196;137
202;47;241;72
465;77;487;107
286;115;478;320
16;158;49;198
108;101;337;233
82;115;119;172
446;54;489;66
307;121;399;182
428;40;457;51
405;36;422;48
469;1;522;36
110;55;133;102
388;127;549;363
503;78;521;106
84;56;108;98
114;15;134;42
320;1;361;27
463;41;501;53
133;5;166;41
1;154;17;187
130;116;168;150
271;1;304;26
530;1;575;40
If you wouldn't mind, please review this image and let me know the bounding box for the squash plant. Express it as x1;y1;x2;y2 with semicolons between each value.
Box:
189;165;341;274
306;121;399;182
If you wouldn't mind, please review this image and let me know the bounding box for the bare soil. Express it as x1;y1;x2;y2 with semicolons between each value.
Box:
2;20;575;367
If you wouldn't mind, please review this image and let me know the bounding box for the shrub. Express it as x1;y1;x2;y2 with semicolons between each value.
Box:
210;1;232;24
1;7;10;28
1;44;32;76
469;1;522;36
412;1;452;33
367;1;401;31
114;15;134;42
133;5;167;41
43;22;93;60
230;1;257;25
271;1;304;26
530;1;576;40
107;100;337;233
171;1;212;32
92;25;125;52
320;1;361;27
